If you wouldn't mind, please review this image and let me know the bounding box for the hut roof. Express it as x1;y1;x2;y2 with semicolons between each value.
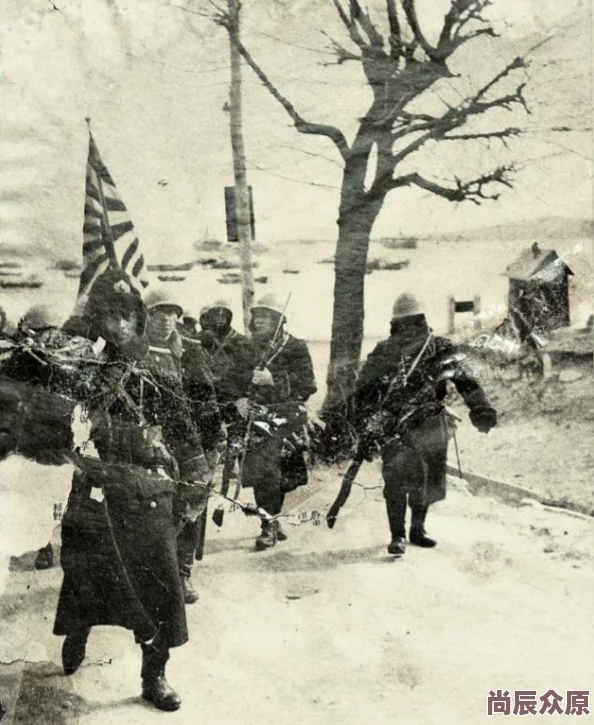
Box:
505;243;573;282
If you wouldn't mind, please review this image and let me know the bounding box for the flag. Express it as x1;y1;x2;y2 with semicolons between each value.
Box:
78;127;148;304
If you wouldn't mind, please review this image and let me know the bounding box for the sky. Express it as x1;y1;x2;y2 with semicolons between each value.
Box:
0;0;591;263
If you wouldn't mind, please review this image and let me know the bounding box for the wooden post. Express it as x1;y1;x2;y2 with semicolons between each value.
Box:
227;0;255;334
473;295;481;331
447;296;455;334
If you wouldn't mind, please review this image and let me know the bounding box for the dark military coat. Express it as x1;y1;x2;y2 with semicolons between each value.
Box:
54;339;200;647
355;329;491;504
243;332;317;494
197;327;256;410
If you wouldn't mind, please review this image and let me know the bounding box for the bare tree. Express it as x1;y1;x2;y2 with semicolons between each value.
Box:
214;0;529;439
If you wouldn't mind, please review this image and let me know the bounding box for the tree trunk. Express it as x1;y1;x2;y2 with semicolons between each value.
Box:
320;183;384;455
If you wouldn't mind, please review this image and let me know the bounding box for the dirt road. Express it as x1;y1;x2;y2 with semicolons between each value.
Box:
0;463;592;724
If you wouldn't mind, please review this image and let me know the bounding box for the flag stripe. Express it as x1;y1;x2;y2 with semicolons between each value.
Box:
132;255;145;278
83;221;101;235
84;204;104;219
79;253;110;293
110;220;135;241
105;197;127;212
83;239;108;254
121;237;139;270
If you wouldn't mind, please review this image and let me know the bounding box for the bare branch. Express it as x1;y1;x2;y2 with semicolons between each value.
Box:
442;126;522;144
437;0;497;55
391;56;529;162
349;0;384;47
391;166;515;204
386;0;402;58
320;30;362;66
401;0;441;61
473;56;528;105
331;0;367;48
219;22;350;161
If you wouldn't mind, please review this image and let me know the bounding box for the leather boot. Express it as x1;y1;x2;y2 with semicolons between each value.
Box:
62;627;90;675
255;519;277;551
385;490;407;557
410;505;436;548
35;543;54;570
180;576;199;604
141;641;181;711
276;520;288;542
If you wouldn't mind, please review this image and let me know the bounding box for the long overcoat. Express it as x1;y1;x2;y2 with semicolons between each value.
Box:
53;340;201;647
243;333;317;494
356;330;491;505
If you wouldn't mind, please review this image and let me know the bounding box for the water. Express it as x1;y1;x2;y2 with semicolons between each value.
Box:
2;235;590;348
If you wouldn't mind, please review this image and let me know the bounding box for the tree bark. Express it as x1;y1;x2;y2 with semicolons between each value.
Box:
323;148;385;416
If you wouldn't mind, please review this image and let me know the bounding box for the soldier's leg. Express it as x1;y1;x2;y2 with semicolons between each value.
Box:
408;417;446;548
246;441;283;551
140;630;181;712
382;448;408;557
176;519;200;604
408;496;436;548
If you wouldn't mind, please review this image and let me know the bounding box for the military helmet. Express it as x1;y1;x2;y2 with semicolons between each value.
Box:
199;298;233;319
19;304;63;331
250;293;286;318
144;286;184;318
391;293;424;320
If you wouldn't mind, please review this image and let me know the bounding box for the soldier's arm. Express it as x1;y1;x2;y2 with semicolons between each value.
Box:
220;336;257;401
352;343;387;431
437;338;497;431
287;338;317;402
182;342;223;451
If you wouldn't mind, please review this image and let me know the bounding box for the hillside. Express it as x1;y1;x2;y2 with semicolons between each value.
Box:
418;216;593;243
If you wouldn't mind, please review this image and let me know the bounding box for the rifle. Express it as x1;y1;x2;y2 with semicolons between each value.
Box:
325;332;433;529
326;447;366;529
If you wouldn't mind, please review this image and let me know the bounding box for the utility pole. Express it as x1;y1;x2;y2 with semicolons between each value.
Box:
227;0;255;334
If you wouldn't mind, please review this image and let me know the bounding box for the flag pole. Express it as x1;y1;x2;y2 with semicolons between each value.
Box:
85;118;118;268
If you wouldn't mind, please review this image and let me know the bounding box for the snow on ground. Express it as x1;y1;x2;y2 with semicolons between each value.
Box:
0;463;591;725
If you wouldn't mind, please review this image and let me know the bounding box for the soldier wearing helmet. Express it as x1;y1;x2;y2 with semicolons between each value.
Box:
242;293;317;551
197;298;255;414
354;293;497;557
144;286;222;605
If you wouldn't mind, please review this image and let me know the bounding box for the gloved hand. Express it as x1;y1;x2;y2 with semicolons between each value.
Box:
252;368;274;386
469;406;497;434
358;436;379;463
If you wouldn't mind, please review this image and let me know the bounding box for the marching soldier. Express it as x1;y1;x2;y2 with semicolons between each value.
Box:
197;299;255;412
144;287;222;604
242;294;317;550
197;299;256;507
53;270;202;711
354;294;497;556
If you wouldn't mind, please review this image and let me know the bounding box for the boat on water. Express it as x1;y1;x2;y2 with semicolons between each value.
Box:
380;237;418;249
148;262;194;272
158;274;186;282
0;276;43;289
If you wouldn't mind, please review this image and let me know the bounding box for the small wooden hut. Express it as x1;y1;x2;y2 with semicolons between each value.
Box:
504;243;573;339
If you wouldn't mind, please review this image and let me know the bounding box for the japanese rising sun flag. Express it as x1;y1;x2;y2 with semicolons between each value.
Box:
78;124;148;304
